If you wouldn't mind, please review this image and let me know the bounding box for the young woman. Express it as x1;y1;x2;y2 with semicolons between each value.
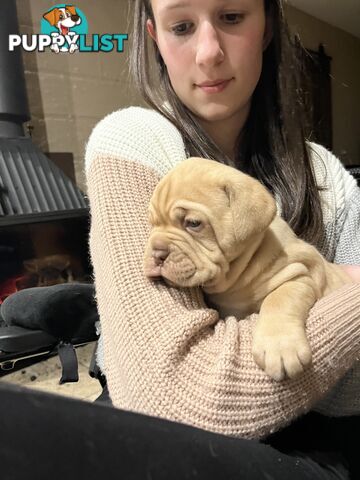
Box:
85;0;360;477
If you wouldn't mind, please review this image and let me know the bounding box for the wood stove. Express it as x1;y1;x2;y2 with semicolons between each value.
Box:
0;0;92;306
0;1;97;380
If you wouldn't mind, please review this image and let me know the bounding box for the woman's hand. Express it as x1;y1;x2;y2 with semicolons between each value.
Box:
337;264;360;282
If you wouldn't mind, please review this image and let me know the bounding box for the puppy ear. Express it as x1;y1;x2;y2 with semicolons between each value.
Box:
23;259;40;273
44;254;71;271
43;9;57;26
66;5;77;16
223;173;277;243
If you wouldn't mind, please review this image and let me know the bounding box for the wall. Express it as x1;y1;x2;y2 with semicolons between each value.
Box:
16;0;144;190
16;1;360;192
285;5;360;165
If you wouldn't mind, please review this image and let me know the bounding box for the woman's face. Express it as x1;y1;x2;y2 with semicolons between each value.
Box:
147;0;270;130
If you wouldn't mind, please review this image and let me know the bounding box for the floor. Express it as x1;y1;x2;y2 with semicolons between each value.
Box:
2;342;102;401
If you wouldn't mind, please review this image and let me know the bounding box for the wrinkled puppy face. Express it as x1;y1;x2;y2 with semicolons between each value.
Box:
144;157;276;288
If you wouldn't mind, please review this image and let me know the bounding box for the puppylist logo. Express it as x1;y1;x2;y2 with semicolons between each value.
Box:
9;4;128;54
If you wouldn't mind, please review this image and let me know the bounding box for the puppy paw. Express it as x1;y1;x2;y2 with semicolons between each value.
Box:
252;327;312;381
50;44;60;54
69;44;78;54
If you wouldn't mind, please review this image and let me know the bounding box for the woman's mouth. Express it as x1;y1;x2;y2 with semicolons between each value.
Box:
196;78;233;94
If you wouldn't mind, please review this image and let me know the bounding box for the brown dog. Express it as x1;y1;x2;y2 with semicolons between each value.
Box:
43;5;81;35
144;157;352;381
43;5;81;53
24;254;76;287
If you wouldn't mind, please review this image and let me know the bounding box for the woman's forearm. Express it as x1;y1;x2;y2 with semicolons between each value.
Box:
87;152;360;440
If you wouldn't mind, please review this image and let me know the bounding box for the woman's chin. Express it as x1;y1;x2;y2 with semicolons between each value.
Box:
190;101;237;123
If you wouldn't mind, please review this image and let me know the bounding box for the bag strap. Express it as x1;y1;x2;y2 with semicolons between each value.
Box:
57;341;79;384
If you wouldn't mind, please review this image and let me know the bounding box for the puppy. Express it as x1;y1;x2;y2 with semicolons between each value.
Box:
43;6;81;53
24;254;75;287
144;158;352;381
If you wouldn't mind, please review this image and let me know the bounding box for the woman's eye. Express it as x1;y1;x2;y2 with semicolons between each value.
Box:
185;219;202;230
221;13;244;24
171;22;192;36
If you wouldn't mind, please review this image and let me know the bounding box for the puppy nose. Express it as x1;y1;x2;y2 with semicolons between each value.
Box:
152;249;169;263
151;241;169;264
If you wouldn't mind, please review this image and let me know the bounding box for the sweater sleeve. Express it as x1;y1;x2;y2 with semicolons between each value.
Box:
307;143;360;416
86;108;360;439
333;169;360;264
309;142;360;263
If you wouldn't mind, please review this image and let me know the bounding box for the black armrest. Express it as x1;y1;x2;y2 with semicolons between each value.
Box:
1;283;99;341
0;284;100;380
0;326;57;354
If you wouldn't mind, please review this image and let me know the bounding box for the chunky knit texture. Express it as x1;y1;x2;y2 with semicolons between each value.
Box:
85;107;360;439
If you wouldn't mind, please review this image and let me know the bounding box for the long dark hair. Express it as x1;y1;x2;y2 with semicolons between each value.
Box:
129;0;325;247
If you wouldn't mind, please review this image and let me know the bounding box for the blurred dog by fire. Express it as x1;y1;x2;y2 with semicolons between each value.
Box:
23;253;81;287
0;253;85;304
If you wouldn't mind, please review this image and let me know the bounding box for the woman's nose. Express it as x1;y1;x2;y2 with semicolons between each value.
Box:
195;22;224;66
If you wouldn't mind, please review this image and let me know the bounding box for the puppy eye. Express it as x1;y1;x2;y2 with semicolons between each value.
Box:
184;219;202;231
59;14;64;19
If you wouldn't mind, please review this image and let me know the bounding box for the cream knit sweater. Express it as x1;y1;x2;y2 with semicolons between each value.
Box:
85;107;360;439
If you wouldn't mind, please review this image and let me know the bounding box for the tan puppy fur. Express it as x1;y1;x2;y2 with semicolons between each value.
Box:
144;158;352;381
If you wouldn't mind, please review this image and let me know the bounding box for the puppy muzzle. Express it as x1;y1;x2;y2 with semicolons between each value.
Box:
144;234;222;287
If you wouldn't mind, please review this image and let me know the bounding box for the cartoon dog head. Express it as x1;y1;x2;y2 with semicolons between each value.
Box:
43;5;81;35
